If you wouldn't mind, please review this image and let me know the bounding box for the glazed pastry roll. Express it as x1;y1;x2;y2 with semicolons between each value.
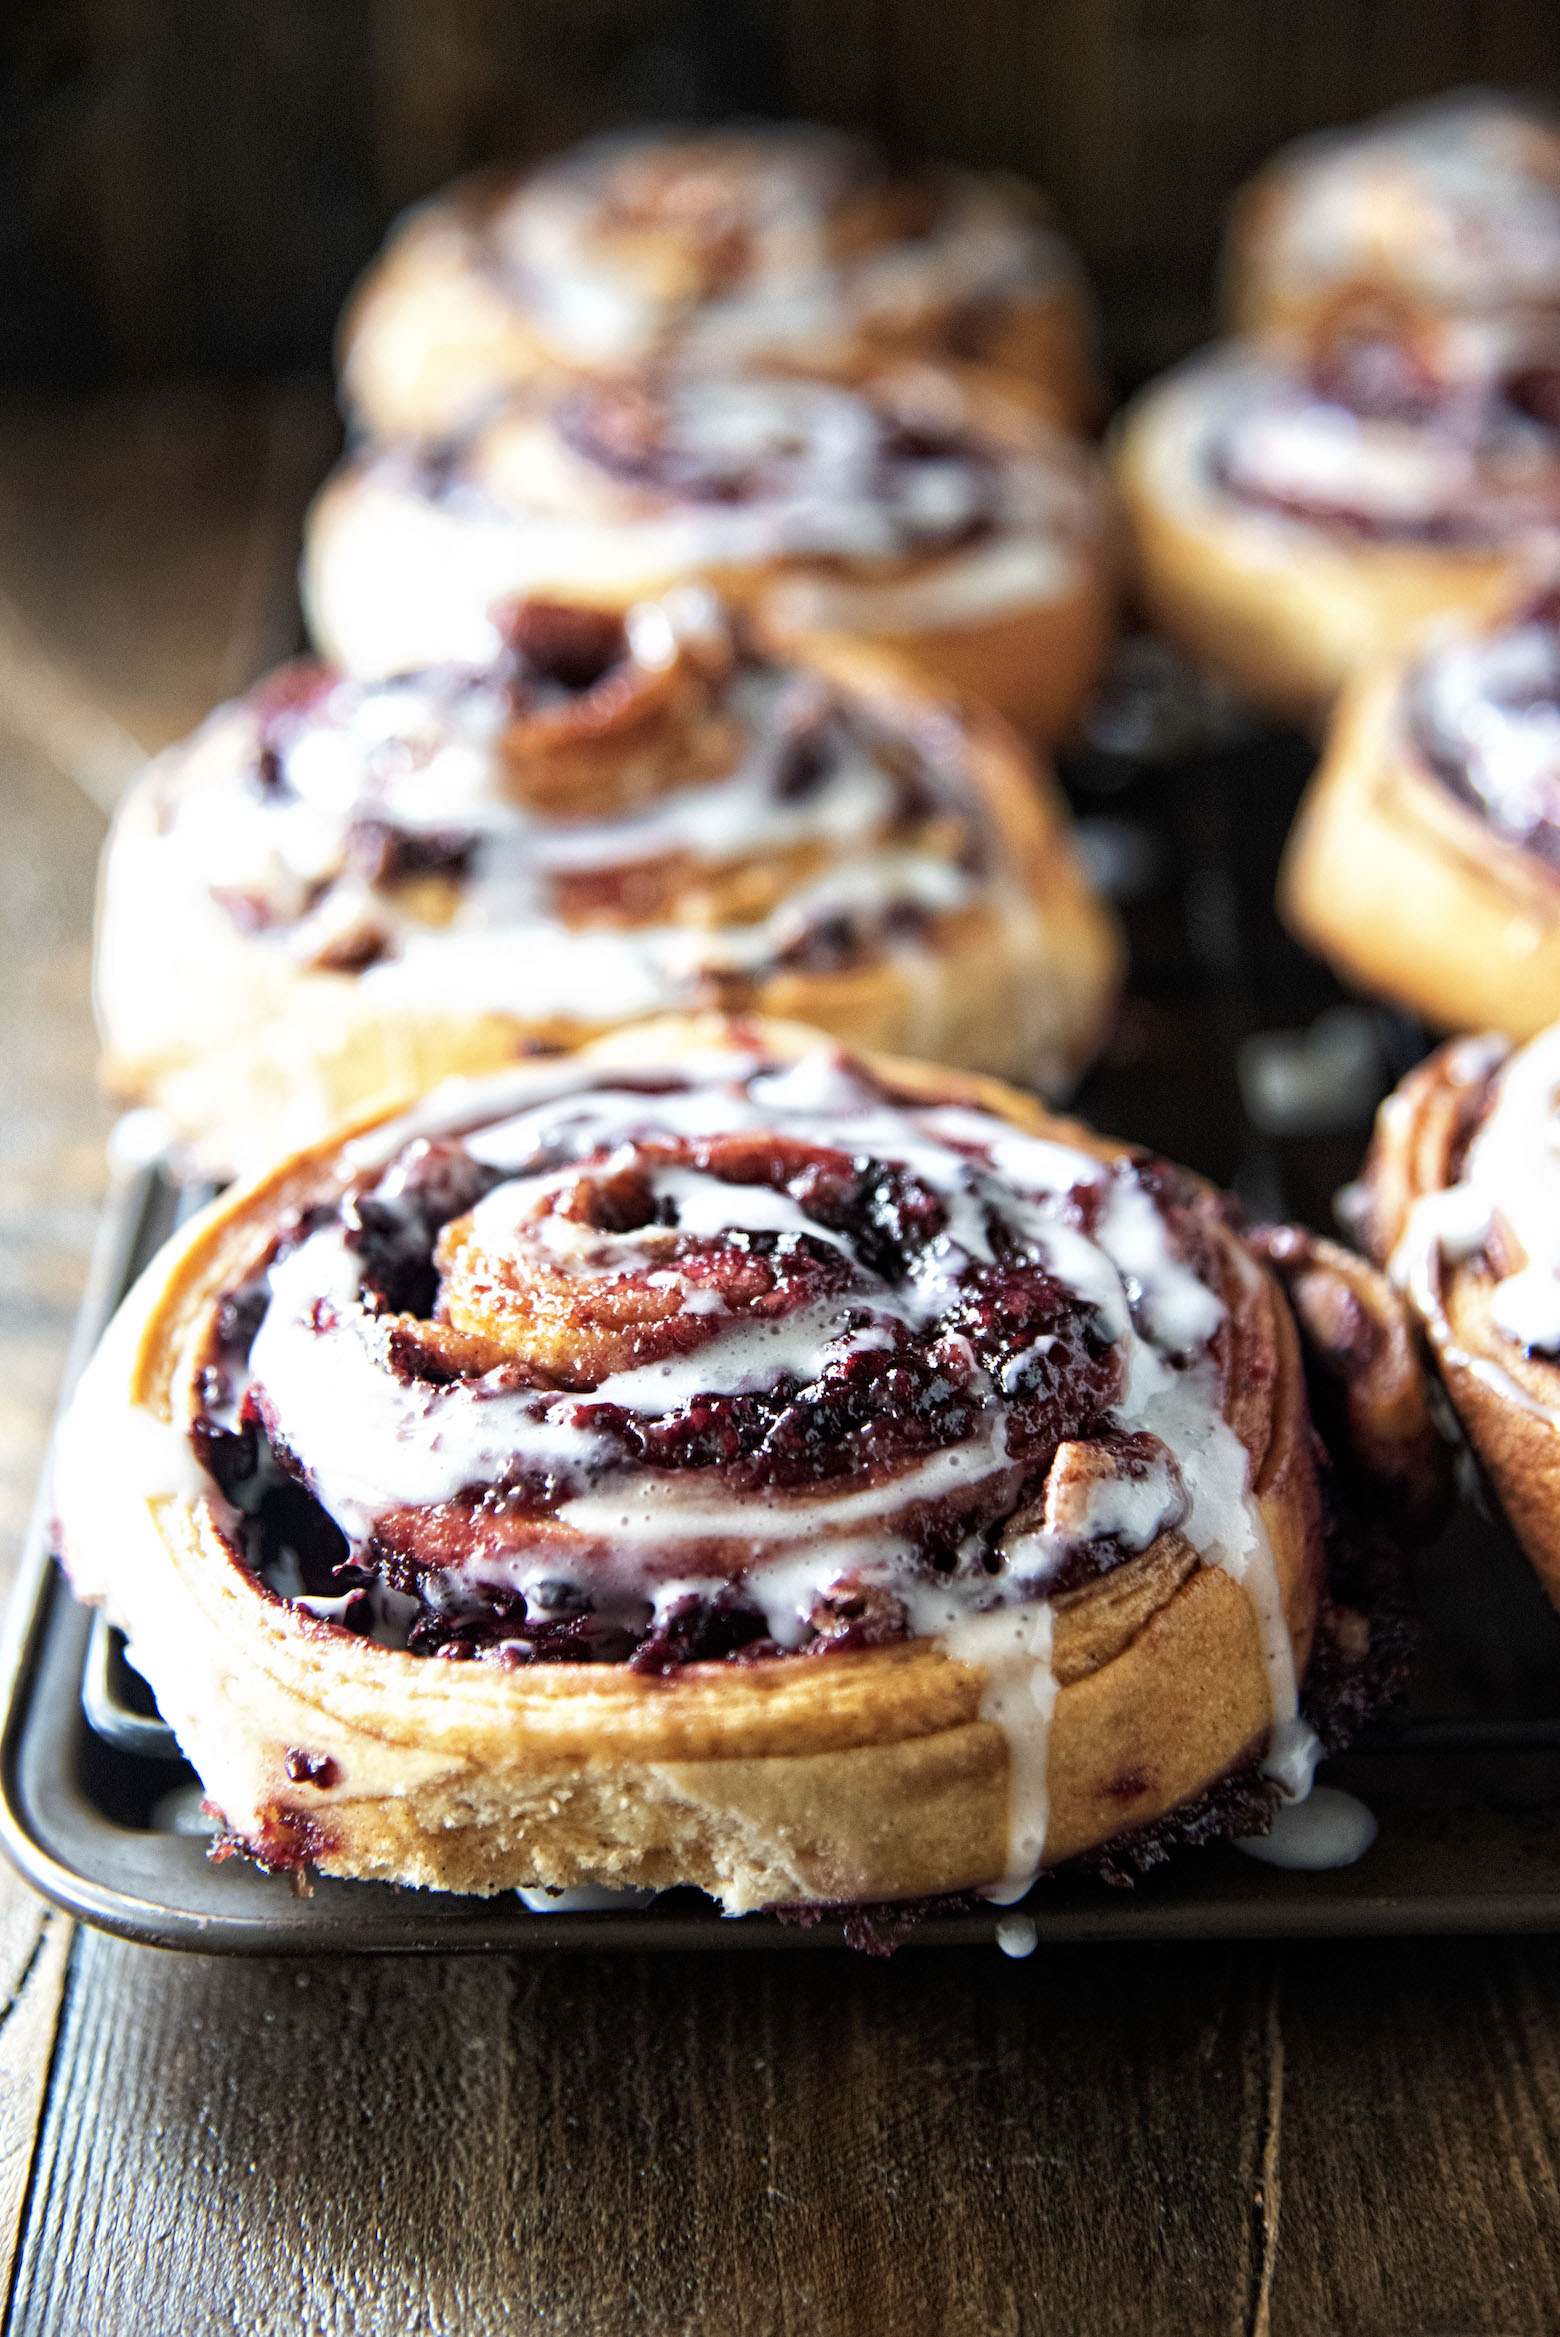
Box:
54;1017;1441;1911
339;121;1103;442
1282;582;1560;1037
1114;344;1558;722
1225;91;1560;376
96;592;1122;1175
1116;91;1560;723
1355;1023;1560;1612
302;361;1117;739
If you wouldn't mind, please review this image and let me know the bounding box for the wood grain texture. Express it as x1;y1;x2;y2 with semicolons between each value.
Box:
1272;1939;1560;2336
11;1934;1560;2336
0;1886;70;2310
7;1939;1286;2337
0;381;338;763
7;372;1560;2336
0;724;111;1589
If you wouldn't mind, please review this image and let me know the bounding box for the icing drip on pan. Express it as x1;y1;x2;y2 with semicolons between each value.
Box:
1236;1786;1377;1871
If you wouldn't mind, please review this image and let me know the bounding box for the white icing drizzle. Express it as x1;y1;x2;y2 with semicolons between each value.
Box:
1221;402;1487;527
928;1602;1056;1904
1390;1026;1560;1402
306;375;1101;680
1215;375;1560;540
1258;94;1560;319
1149;350;1560;548
1412;612;1560;852
194;1045;1301;1894
111;593;1050;1036
484;126;1075;374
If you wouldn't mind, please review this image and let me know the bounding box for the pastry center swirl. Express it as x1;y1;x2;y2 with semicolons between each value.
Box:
192;1050;1243;1669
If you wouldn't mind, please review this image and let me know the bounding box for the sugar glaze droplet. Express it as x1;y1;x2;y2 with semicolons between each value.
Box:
1235;1785;1378;1872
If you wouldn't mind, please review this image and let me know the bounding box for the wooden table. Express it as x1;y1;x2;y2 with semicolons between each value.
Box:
1;385;1559;2337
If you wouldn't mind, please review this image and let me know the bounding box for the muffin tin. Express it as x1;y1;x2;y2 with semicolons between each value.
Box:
9;698;1560;1953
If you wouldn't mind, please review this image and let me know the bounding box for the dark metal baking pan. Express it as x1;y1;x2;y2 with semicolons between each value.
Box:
6;1149;1560;1956
7;710;1560;1952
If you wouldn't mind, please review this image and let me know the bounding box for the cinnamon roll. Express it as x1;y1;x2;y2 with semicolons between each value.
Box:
1354;1023;1560;1612
1225;92;1560;376
1281;581;1560;1037
96;591;1122;1176
302;361;1117;740
1113;344;1554;722
339;122;1103;442
54;1016;1440;1911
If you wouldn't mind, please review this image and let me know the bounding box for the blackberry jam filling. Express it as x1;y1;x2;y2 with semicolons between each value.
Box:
184;1046;1251;1683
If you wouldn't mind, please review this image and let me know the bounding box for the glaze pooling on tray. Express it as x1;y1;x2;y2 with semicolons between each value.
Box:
180;1041;1294;1895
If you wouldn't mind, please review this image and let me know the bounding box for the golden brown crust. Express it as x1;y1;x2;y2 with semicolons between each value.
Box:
60;1016;1328;1910
765;553;1116;746
1281;653;1560;1037
1357;1034;1560;1609
96;631;1123;1178
1113;361;1518;724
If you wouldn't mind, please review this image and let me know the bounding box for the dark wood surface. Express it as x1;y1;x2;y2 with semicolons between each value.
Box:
4;385;1560;2334
4;4;1560;390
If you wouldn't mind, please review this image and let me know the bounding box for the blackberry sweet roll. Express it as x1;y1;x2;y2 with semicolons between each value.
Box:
1224;92;1560;368
1114;95;1560;722
95;592;1120;1176
302;361;1117;739
1355;1023;1560;1615
338;121;1103;444
1282;577;1560;1037
54;1018;1445;1914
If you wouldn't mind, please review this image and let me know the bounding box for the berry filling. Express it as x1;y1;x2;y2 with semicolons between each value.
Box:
187;1049;1241;1673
